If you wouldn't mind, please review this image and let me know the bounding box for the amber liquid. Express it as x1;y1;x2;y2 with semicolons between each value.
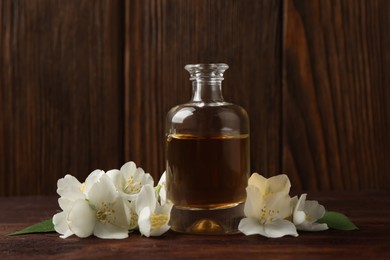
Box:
166;134;249;210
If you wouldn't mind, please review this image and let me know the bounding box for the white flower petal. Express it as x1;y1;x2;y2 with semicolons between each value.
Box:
295;194;307;212
263;193;293;219
58;198;73;211
293;211;306;225
67;199;95;238
141;172;154;187
60;229;74;239
111;197;132;228
106;169;121;190
244;186;263;218
133;167;145;180
136;185;156;215
84;169;105;195
304;200;326;222
56;175;84;200
293;193;306;226
119;191;138;201
87;174;117;205
132;168;154;190
266;174;291;195
157;172;167;205
138;207;152;237
53;211;70;236
264;219;298;238
120;161;137;179
128;201;139;230
248;173;268;194
57;174;81;190
297;222;328;231
154;201;173;215
93;222;129;239
150;224;170;237
248;173;291;197
238;217;266;236
291;196;298;210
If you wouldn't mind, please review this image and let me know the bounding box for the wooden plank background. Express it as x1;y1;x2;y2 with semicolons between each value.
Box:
1;0;389;195
283;0;390;190
0;0;124;195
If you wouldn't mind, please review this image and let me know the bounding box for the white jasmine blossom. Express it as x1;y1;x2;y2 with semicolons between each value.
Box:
136;184;172;237
53;172;101;238
293;193;328;231
238;173;298;238
107;161;154;201
53;172;132;239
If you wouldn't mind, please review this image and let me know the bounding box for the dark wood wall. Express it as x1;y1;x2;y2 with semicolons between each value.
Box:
1;0;389;196
283;0;390;190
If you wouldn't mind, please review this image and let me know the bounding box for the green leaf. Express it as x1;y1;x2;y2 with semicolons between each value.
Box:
8;219;55;236
317;211;358;231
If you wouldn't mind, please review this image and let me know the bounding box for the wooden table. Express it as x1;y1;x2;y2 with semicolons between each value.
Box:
1;192;389;259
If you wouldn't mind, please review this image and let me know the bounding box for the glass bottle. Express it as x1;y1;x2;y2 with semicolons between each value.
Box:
165;63;250;234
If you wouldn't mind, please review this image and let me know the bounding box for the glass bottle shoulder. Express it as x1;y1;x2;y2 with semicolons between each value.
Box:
166;102;249;137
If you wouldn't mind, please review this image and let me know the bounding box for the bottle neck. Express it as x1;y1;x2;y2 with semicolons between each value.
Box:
191;80;224;103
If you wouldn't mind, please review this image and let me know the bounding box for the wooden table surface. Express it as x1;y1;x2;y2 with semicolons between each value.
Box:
1;191;389;259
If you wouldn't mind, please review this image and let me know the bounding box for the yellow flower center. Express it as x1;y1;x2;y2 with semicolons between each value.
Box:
151;213;168;229
259;205;280;224
96;203;115;223
124;176;142;194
